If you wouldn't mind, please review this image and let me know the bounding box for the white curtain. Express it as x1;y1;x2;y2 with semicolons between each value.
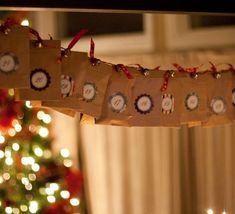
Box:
79;51;235;214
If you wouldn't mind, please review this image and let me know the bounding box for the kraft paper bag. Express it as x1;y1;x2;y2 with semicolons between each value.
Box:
17;40;61;101
78;59;112;118
0;25;30;88
202;72;233;127
96;66;135;126
42;51;88;110
129;70;186;127
180;74;213;126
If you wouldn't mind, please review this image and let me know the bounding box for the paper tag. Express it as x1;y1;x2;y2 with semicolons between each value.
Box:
162;94;174;114
0;52;19;74
30;69;51;91
232;89;235;106
61;75;74;97
135;94;153;114
210;97;226;115
109;92;127;113
185;92;199;111
83;82;97;102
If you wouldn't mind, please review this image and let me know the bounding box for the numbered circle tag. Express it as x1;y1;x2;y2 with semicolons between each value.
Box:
210;97;226;115
61;75;74;97
232;89;235;106
0;52;19;74
135;94;153;114
109;92;127;113
185;92;199;111
30;69;51;91
83;82;97;102
162;94;174;114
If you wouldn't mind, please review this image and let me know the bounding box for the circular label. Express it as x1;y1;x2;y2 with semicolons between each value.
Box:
109;92;127;113
83;82;96;102
30;69;51;91
0;52;19;74
61;75;73;97
232;89;235;106
185;93;199;111
162;94;174;114
210;97;226;115
135;94;153;114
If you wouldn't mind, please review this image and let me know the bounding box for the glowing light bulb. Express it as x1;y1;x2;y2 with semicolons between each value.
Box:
50;183;59;191
29;174;36;181
21;157;28;165
14;124;22;132
5;207;13;214
70;198;80;206
12;208;20;214
43;150;52;159
60;148;70;158
37;111;45;120
20;205;28;212
63;159;73;167
21;177;29;185
12;143;20;151
47;195;56;203
0;150;4;158
21;19;30;26
29;201;38;213
3;173;10;180
34;147;43;157
0;135;5;144
5;157;13;165
39;127;49;138
222;211;227;214
8;128;16;137
42;114;52;124
0;176;4;183
25;101;32;109
27;157;35;165
25;183;33;191
32;163;40;172
207;209;214;214
8;89;15;96
60;190;70;199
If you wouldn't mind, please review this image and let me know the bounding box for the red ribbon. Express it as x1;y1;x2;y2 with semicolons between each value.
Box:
209;61;217;73
29;27;43;44
173;63;199;73
116;64;133;79
90;38;95;59
67;29;88;50
0;18;19;32
228;63;235;73
160;70;171;92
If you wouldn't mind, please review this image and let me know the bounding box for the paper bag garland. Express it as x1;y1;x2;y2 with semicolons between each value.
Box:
202;71;233;127
96;66;135;126
128;69;186;127
0;25;30;88
17;40;61;100
42;51;88;110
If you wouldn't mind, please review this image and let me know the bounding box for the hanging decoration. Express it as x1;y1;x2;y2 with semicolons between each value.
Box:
1;17;235;127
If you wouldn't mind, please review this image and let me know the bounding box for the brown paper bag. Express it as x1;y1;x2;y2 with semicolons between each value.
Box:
202;72;233;127
96;66;135;126
42;51;88;110
17;40;61;100
129;70;186;127
79;60;112;118
180;74;213;125
0;25;30;88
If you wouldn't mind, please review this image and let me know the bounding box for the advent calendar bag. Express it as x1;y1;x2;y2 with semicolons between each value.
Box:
17;40;61;100
96;66;135;126
0;25;30;88
202;71;233;127
129;70;185;127
79;59;112;118
180;74;213;126
42;51;88;110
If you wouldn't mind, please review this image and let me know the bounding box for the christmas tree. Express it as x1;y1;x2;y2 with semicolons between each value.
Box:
0;89;84;214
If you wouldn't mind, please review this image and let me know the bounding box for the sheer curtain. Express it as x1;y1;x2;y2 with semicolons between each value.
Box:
80;124;234;214
79;51;235;214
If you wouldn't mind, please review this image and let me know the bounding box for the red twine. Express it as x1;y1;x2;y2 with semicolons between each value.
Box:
160;70;172;92
0;18;19;33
